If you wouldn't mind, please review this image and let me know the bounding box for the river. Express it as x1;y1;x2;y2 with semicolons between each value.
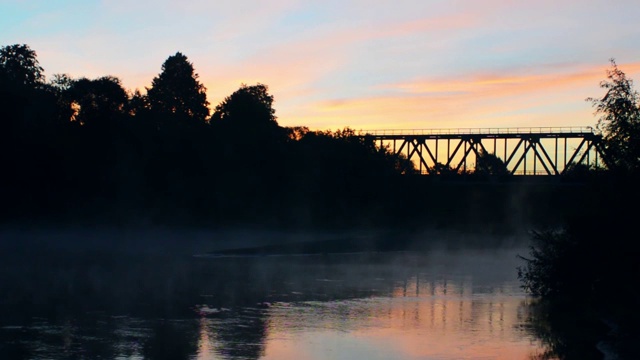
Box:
0;227;555;359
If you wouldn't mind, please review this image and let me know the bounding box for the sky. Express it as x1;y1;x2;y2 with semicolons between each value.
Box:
1;0;639;131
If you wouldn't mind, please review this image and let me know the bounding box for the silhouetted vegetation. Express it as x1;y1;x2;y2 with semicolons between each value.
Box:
587;59;640;173
474;149;509;178
5;44;639;358
2;43;591;232
518;179;640;359
0;44;418;230
518;59;640;359
146;51;210;123
525;300;611;360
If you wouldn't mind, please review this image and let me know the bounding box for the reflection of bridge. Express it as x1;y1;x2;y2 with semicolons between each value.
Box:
359;126;608;175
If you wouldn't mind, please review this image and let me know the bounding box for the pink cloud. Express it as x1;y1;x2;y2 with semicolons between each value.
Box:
284;62;640;130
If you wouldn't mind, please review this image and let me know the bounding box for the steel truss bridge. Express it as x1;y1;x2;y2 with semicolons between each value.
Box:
359;126;608;175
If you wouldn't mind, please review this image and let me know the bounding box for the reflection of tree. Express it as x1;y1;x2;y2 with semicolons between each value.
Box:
524;300;608;360
142;320;199;360
0;329;31;360
206;309;269;360
2;235;561;359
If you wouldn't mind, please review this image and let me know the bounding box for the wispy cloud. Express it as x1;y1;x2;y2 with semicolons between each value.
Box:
383;63;640;96
289;62;640;130
3;0;640;130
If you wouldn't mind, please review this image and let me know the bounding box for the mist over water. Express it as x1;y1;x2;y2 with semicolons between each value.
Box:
0;227;550;360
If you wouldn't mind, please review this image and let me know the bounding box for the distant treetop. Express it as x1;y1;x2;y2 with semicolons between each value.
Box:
211;83;278;128
146;52;210;122
0;44;45;89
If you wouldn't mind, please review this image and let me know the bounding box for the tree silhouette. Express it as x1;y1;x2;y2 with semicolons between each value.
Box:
147;52;209;123
127;88;149;117
49;73;73;92
475;149;509;177
0;44;44;90
429;162;457;175
1;42;597;232
587;59;640;173
66;76;128;126
285;126;310;141
211;83;278;131
0;44;60;132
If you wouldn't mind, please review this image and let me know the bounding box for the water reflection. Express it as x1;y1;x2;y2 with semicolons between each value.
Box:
522;300;612;360
0;233;553;359
259;276;542;360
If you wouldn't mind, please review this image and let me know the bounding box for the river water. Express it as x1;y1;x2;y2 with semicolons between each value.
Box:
0;228;553;359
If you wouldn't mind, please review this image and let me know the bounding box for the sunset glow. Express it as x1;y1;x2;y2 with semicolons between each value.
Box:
259;276;545;360
2;0;639;130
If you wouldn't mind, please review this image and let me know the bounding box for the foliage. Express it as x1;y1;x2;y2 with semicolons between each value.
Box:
66;76;128;126
561;162;605;180
517;229;581;298
146;52;209;122
211;83;278;129
127;89;149;116
587;59;640;173
0;44;44;90
0;44;64;132
525;299;610;360
475;149;509;176
285;126;310;141
428;162;456;175
518;60;640;303
517;184;640;303
301;127;416;175
2;42;608;231
517;195;640;359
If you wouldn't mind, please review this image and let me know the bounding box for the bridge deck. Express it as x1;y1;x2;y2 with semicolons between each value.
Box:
359;126;597;139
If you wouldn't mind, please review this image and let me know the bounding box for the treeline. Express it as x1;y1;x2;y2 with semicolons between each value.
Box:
0;44;426;229
0;44;604;231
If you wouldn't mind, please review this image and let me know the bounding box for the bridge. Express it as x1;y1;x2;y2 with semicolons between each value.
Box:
358;126;608;175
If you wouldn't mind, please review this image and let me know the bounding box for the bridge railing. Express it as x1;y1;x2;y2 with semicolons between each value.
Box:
358;126;595;136
417;169;559;175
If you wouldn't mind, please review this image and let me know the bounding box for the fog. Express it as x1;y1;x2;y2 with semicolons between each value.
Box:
0;225;544;359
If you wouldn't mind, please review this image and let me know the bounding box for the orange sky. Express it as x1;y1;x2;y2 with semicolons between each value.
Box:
259;277;545;359
2;0;639;131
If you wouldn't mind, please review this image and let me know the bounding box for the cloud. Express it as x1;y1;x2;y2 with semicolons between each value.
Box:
285;62;640;130
5;0;640;131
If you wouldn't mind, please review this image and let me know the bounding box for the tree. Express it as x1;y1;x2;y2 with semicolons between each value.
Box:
517;229;581;298
561;162;605;180
429;162;457;175
49;73;73;94
66;76;128;126
285;126;310;141
211;83;278;129
0;44;60;132
587;59;640;173
44;73;76;126
475;149;509;177
146;52;209;123
127;89;149;117
0;44;44;90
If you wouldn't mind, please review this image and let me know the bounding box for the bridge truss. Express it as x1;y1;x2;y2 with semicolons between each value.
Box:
361;127;609;175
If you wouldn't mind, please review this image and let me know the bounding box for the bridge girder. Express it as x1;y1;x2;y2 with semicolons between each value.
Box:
361;129;609;175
